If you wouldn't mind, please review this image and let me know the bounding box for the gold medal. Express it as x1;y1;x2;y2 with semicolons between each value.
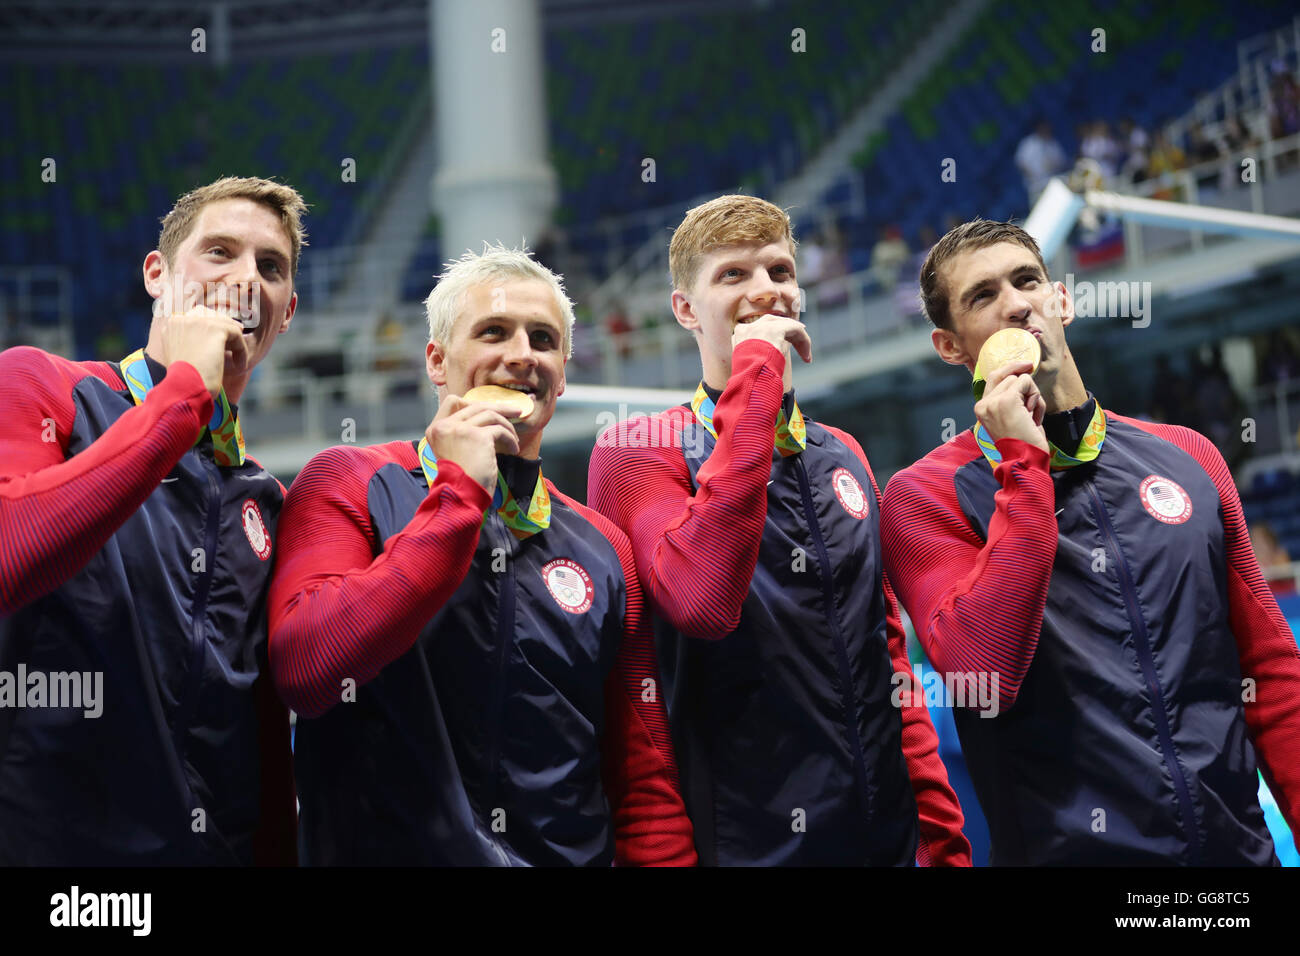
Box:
463;384;535;419
973;328;1041;399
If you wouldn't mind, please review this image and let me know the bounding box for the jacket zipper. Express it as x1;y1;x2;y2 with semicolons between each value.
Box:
1086;480;1200;862
793;459;874;819
170;458;222;839
481;517;515;819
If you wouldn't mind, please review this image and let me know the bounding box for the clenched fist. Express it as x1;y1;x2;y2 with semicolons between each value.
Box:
425;394;523;493
973;360;1049;454
731;313;813;366
152;306;249;398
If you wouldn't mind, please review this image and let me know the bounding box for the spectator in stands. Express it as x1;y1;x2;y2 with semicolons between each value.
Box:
870;224;910;292
1251;522;1296;596
1154;351;1190;426
895;225;937;322
1118;117;1151;184
1193;346;1248;467
603;300;633;359
1080;120;1121;181
569;305;602;370
806;222;847;308
1015;120;1068;209
1188;122;1221;164
1146;131;1188;199
1222;114;1255;153
1268;63;1300;140
1211;116;1259;190
372;311;412;376
798;229;829;288
1258;329;1300;386
1148;354;1195;426
813;222;850;309
1147;130;1187;176
1187;121;1227;190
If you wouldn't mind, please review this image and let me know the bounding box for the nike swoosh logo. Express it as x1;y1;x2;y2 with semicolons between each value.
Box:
768;480;775;486
1055;507;1065;516
162;477;180;483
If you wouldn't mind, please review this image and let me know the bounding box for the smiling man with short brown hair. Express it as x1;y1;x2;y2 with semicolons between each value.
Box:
0;175;303;864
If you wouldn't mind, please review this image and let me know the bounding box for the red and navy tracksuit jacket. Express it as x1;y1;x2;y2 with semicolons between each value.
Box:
883;400;1300;865
268;442;695;866
589;339;970;866
0;346;295;865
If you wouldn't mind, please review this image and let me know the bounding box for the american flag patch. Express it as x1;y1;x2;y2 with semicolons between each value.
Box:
1139;474;1192;525
541;558;595;614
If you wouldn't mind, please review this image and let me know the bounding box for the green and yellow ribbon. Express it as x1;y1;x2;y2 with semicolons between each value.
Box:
416;437;551;540
973;402;1106;471
691;383;807;457
121;347;244;467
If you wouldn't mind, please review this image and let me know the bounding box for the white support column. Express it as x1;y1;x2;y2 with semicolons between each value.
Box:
429;0;557;260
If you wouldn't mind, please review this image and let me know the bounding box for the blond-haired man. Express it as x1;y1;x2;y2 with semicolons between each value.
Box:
587;195;970;865
268;246;695;865
0;176;304;864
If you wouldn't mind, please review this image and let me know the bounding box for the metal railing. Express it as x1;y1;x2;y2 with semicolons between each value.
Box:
293;241;429;310
1120;129;1300;206
579;189;868;314
0;264;74;354
1071;130;1300;270
571;266;921;391
263;135;1300;415
1245;378;1300;459
1165;14;1300;144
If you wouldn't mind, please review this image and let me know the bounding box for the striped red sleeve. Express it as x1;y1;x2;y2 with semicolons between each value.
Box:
1123;416;1300;834
553;489;697;866
880;436;1058;713
587;338;785;639
267;444;492;718
826;426;972;867
0;346;211;615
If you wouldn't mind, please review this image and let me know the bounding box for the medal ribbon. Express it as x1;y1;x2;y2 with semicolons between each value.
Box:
416;437;550;540
691;383;807;457
973;402;1107;470
121;348;244;467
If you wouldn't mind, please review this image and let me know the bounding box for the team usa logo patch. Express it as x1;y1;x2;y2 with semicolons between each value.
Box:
831;468;870;520
241;500;273;560
541;558;595;615
1139;475;1193;525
